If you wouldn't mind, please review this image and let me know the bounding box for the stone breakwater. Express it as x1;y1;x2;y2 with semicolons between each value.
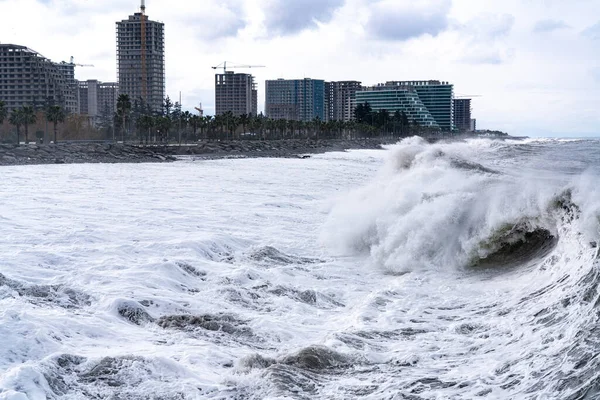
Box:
172;138;398;159
0;143;178;166
0;138;399;166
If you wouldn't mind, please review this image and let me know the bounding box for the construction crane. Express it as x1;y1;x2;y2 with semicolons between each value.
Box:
455;94;482;98
194;103;204;117
211;61;266;74
69;56;94;67
140;0;148;102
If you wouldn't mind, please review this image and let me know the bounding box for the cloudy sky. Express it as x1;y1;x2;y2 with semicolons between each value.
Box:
0;0;598;136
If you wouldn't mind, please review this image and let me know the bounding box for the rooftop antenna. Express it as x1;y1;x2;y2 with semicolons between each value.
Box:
141;0;145;12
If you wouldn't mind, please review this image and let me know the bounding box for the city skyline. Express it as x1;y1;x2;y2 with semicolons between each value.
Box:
0;0;598;136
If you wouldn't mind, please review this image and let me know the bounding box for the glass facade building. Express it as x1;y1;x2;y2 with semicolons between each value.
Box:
355;86;439;128
386;81;454;131
265;78;326;122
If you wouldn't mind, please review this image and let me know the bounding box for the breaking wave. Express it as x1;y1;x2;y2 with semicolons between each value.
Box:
322;137;600;274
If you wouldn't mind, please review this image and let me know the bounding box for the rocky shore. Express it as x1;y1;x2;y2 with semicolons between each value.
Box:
0;142;178;166
0;138;399;166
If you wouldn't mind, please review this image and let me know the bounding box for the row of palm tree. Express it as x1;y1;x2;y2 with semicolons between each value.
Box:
112;95;444;144
0;100;66;145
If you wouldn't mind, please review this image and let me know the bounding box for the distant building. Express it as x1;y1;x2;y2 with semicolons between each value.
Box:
56;62;79;114
453;98;472;132
0;44;78;113
265;78;326;121
78;80;119;126
356;85;439;128
215;72;257;116
327;81;362;122
386;81;454;131
470;118;477;132
116;2;165;113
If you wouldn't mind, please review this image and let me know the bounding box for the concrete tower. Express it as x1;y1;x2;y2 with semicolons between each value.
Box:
116;1;165;113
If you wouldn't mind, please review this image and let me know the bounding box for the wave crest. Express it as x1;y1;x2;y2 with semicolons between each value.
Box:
321;137;595;273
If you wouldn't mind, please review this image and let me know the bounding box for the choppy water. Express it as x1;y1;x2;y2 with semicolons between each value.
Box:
1;138;599;399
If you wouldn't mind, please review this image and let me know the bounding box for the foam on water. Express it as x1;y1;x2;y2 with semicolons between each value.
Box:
0;140;599;399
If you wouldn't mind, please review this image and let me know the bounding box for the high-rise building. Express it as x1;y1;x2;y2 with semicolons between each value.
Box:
0;44;78;113
116;1;165;113
386;81;454;131
265;78;326;121
327;81;362;122
453;98;472;132
356;85;440;128
215;72;257;116
78;80;119;126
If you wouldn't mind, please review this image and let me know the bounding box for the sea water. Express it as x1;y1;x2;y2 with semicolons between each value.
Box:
0;138;599;399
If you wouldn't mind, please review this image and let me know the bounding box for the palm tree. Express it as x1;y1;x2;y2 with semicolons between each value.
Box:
45;105;66;144
9;109;23;145
137;114;154;144
0;100;7;126
188;115;200;141
180;111;192;143
20;105;36;144
116;94;132;142
239;114;249;139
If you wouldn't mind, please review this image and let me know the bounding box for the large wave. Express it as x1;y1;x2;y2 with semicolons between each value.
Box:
321;137;600;273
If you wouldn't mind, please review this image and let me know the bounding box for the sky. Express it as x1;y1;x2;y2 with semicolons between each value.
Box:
0;0;598;137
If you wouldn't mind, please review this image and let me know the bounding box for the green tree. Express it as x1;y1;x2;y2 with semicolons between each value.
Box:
354;102;373;125
21;105;37;144
163;96;173;117
9;109;23;145
189;114;200;141
137;114;154;144
45;105;66;144
239;114;249;139
116;94;132;142
0;100;7;126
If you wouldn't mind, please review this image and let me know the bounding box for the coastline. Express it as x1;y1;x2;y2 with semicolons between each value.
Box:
0;138;397;166
0;135;516;166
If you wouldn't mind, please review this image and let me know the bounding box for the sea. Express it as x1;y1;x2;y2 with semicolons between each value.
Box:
0;137;599;399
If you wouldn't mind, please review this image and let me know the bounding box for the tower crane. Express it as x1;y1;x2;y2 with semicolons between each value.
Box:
455;94;482;98
69;56;94;67
211;61;266;74
140;0;148;102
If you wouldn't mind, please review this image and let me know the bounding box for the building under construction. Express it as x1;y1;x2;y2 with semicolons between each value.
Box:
0;44;78;113
78;80;119;126
116;1;165;113
453;98;472;132
215;72;258;116
326;81;362;122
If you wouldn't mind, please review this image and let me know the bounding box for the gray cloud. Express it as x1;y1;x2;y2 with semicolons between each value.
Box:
533;19;570;33
366;0;451;41
183;2;247;40
583;21;600;40
456;14;515;65
264;0;345;36
463;13;515;39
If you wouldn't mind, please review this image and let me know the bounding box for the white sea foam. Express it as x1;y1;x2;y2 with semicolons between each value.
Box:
0;139;599;399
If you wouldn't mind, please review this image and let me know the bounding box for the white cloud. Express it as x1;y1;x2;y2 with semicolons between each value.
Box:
263;0;345;36
0;0;598;136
